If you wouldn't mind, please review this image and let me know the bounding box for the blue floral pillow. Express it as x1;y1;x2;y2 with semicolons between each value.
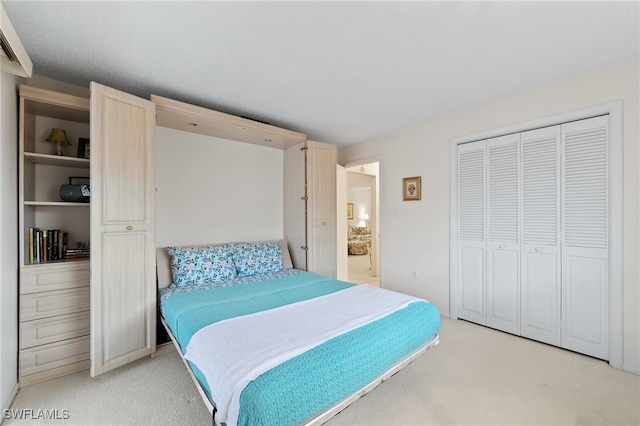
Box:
167;245;237;288
230;241;284;277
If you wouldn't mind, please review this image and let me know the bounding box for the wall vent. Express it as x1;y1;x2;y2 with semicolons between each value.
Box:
0;4;32;77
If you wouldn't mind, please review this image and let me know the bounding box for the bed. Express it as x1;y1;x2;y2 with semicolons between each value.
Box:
157;239;440;426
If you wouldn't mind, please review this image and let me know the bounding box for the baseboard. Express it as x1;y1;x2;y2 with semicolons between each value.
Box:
0;382;19;425
622;364;640;375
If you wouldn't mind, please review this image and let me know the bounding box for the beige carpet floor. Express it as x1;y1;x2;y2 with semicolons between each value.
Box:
5;318;639;425
348;254;379;287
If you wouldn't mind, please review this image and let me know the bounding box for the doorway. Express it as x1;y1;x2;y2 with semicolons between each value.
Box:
341;162;380;287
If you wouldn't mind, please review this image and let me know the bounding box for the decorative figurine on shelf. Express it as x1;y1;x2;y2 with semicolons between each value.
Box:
45;128;70;156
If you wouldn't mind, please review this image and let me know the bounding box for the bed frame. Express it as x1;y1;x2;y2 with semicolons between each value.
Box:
156;242;440;425
161;315;439;426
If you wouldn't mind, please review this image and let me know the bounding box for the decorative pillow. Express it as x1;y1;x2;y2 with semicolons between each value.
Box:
167;245;237;288
230;241;284;277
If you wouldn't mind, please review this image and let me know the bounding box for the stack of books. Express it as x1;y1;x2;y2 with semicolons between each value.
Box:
28;228;68;263
65;248;90;260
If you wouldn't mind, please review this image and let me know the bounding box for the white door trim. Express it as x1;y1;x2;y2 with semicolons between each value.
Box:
449;101;623;369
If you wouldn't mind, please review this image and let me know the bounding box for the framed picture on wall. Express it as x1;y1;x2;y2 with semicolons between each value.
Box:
347;203;354;219
403;176;422;201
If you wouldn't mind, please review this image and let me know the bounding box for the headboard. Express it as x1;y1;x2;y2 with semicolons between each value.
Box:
156;239;294;289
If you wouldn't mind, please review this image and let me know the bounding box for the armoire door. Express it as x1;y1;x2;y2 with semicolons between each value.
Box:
90;82;156;377
457;140;486;325
561;116;609;360
486;133;520;335
307;141;337;278
520;125;561;346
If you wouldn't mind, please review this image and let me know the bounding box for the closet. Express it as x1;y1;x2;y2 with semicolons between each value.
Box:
456;115;610;360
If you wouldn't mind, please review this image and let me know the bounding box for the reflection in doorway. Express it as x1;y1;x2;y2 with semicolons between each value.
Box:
345;163;379;287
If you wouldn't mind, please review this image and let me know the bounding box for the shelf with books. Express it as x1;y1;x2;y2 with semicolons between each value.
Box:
18;85;93;386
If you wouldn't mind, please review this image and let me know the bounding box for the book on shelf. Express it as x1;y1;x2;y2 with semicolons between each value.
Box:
27;228;75;264
65;248;90;260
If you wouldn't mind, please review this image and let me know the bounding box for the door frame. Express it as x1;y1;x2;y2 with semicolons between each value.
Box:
449;101;622;370
342;158;381;283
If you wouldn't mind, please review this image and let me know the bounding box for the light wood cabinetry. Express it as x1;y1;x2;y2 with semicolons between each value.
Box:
18;86;91;386
307;141;337;277
18;83;157;384
284;141;337;277
89;82;157;377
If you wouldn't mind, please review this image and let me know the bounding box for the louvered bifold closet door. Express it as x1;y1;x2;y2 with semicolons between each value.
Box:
520;126;561;346
486;134;520;334
561;116;609;360
457;141;486;325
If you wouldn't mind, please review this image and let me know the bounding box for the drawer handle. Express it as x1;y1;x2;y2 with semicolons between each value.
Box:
126;226;133;231
498;243;506;249
535;246;543;252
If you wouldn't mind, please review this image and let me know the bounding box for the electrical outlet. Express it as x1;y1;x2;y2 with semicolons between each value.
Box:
411;270;418;280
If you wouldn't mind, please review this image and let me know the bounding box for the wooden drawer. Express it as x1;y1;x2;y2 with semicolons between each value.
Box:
20;311;90;350
20;287;89;322
21;261;90;294
19;335;90;378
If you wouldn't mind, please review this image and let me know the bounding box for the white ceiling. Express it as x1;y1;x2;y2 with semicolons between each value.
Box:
3;1;639;146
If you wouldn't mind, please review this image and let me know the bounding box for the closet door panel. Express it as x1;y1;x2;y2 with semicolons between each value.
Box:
486;134;520;334
564;255;607;351
457;141;486;324
521;252;558;341
520;126;561;346
561;116;608;360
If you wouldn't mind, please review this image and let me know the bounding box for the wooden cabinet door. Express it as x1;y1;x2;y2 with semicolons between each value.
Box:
90;82;156;377
307;141;336;277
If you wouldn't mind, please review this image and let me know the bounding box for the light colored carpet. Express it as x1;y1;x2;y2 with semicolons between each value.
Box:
348;254;379;287
5;318;639;425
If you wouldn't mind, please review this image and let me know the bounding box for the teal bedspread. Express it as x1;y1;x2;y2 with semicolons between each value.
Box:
160;271;441;425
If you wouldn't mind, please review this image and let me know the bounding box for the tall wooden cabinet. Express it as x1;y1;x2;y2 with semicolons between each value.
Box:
306;141;337;278
284;141;337;277
18;83;156;385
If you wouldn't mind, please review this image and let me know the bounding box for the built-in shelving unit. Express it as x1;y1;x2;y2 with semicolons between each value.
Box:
18;85;91;386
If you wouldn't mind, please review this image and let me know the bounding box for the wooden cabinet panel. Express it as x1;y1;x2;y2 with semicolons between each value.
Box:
90;82;156;377
19;336;90;378
20;311;90;350
21;261;89;294
20;287;89;322
306;142;337;277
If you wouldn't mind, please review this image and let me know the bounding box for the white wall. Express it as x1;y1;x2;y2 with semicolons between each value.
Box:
339;59;640;373
155;126;284;247
0;71;22;413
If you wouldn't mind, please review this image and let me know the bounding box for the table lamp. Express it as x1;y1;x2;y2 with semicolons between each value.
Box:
45;128;70;156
